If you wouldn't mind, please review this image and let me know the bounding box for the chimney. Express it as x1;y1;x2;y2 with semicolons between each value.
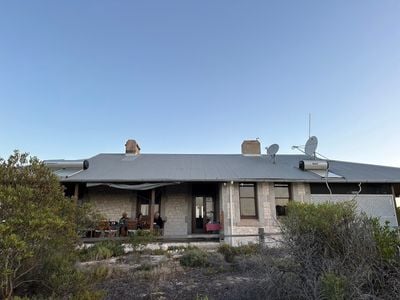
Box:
125;139;141;155
241;140;261;155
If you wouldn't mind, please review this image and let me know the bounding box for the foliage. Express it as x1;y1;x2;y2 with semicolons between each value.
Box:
271;200;400;299
179;248;210;268
129;229;157;249
78;241;125;261
76;203;104;236
0;151;101;299
218;243;260;262
371;218;400;261
320;273;346;300
218;244;236;263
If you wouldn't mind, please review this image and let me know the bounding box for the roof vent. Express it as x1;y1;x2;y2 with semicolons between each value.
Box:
241;140;261;155
125;139;141;155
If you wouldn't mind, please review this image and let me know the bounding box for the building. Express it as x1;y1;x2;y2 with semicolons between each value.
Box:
45;139;400;245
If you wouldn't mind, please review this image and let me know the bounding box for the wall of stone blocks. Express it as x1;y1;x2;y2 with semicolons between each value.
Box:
163;184;191;236
220;182;280;246
291;182;311;203
84;187;137;221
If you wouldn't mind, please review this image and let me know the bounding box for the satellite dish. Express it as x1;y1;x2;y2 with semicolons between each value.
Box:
266;143;279;164
266;144;279;156
305;136;318;157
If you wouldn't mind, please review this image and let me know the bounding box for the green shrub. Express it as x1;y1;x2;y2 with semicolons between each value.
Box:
179;248;210;267
218;243;259;262
129;229;157;249
282;201;358;258
218;244;237;262
235;243;260;256
275;200;400;299
320;273;346;300
371;219;400;261
0;151;103;299
79;241;125;261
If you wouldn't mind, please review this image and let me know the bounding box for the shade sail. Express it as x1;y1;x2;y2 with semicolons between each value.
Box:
86;182;179;190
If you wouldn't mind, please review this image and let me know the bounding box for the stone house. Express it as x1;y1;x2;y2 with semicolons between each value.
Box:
45;139;400;245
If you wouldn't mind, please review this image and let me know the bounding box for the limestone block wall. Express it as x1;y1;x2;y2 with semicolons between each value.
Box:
220;182;279;246
84;187;136;221
291;183;311;203
163;184;191;236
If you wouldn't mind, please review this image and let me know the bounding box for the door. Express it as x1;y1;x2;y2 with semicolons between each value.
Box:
192;196;215;233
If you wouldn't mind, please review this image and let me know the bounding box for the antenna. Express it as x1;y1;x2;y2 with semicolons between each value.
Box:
308;113;311;138
266;143;279;164
304;136;318;158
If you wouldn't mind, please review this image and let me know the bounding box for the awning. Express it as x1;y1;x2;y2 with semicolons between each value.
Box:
86;182;180;190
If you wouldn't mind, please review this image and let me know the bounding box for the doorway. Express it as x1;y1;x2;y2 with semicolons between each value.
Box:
192;183;218;234
192;196;216;233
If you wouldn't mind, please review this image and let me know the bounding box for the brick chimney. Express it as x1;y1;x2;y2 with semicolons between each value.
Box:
125;139;141;155
241;140;261;155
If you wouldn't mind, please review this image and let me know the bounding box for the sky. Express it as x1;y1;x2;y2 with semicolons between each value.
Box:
1;1;400;166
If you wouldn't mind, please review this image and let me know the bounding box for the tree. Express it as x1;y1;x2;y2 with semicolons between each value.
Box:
0;151;95;299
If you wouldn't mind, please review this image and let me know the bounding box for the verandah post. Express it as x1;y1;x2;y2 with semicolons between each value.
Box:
150;189;155;231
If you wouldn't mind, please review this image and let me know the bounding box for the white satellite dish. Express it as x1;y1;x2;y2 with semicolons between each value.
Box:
305;136;318;157
266;143;279;163
267;144;279;156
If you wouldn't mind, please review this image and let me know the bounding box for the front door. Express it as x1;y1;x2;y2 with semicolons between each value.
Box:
192;196;215;233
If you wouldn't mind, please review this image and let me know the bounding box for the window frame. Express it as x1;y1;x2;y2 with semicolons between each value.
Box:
239;182;258;219
274;183;291;216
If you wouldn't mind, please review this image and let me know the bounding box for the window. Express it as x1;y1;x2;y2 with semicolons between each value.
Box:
239;183;258;218
137;190;161;217
275;183;290;216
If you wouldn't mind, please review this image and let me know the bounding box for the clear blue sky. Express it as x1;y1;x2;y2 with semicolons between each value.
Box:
1;1;400;166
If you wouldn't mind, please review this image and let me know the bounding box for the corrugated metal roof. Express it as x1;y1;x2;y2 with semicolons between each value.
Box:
59;153;400;183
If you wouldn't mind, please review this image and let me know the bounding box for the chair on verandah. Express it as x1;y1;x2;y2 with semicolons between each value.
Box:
95;220;110;237
127;219;138;236
140;216;151;230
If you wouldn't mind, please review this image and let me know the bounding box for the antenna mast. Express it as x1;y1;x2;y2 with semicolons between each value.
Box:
308;113;311;138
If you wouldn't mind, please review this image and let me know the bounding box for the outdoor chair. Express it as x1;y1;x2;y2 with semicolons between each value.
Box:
108;221;118;237
95;220;110;237
140;216;151;230
127;219;138;236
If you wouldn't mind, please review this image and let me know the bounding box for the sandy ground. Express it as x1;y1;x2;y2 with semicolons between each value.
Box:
88;252;268;300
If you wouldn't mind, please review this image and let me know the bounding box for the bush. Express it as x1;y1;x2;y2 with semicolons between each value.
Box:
218;243;260;263
218;244;237;262
320;273;346;300
129;229;157;250
79;241;125;261
273;200;400;299
179;248;210;268
0;151;101;299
